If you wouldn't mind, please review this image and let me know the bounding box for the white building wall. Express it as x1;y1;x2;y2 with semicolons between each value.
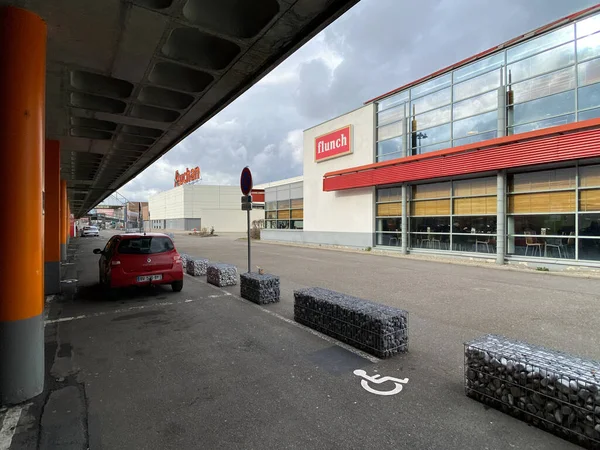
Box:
148;186;185;220
149;184;263;232
200;209;264;233
262;104;376;247
148;190;166;221
302;104;376;247
166;186;185;219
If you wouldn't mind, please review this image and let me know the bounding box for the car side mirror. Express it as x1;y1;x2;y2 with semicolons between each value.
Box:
93;248;103;255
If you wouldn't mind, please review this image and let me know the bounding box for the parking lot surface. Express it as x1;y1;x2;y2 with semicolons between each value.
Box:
5;231;599;449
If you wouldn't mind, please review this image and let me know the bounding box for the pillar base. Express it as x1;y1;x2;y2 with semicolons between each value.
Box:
61;243;67;261
0;314;44;405
44;260;60;295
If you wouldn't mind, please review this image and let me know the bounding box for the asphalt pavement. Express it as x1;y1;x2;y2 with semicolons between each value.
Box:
4;231;599;449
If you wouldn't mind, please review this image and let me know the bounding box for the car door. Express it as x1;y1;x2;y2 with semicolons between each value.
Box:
100;236;118;280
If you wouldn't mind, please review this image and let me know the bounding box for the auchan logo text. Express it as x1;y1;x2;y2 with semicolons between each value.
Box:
315;126;352;162
174;167;200;187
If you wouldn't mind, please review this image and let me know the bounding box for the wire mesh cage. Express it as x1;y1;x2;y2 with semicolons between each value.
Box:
240;272;280;305
207;264;238;287
179;253;190;269
465;335;600;449
294;287;409;358
186;258;208;276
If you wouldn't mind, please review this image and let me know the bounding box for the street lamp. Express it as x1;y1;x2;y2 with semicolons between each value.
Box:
416;132;428;154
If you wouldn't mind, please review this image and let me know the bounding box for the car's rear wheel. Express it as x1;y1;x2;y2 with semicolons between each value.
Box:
171;280;183;292
100;273;117;300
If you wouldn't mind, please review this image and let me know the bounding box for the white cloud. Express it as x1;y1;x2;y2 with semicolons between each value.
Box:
285;129;304;166
119;0;596;202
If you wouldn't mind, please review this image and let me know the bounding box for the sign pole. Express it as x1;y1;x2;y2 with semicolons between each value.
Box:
240;167;254;274
247;208;251;273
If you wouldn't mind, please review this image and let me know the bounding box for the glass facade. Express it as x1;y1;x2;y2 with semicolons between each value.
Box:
265;182;303;230
373;164;600;263
375;187;402;246
375;10;600;162
406;177;497;253
507;164;600;261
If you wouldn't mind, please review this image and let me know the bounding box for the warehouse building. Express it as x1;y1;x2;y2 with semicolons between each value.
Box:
148;184;265;232
263;5;600;267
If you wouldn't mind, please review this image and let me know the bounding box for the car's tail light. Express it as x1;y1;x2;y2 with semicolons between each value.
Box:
174;255;182;264
111;260;121;266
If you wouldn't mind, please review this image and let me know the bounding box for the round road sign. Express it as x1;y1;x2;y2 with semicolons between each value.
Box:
240;166;253;195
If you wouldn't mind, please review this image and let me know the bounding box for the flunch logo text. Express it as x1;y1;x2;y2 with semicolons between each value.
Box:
315;126;352;162
174;166;201;187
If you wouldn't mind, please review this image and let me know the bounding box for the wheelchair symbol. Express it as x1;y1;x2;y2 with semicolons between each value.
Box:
353;369;409;396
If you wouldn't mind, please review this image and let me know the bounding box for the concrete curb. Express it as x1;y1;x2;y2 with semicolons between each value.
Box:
254;239;600;280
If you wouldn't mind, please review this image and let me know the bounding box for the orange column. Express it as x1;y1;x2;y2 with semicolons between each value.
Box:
60;179;67;261
68;201;72;241
44;140;61;294
0;6;46;405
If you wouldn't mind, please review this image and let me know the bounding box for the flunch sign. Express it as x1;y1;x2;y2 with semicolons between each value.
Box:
315;125;352;162
174;166;200;187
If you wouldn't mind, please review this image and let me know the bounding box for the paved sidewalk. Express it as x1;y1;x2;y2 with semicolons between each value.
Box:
4;232;597;449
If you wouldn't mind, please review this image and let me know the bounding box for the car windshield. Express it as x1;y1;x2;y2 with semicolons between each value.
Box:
117;237;174;254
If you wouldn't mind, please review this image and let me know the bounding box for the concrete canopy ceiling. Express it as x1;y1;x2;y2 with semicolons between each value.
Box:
1;0;359;217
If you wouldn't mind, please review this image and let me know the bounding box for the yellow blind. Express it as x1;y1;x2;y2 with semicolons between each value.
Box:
291;198;303;208
410;199;451;216
509;168;576;192
580;189;600;211
580;165;600;188
453;177;496;196
453;196;497;215
377;202;401;217
508;191;575;213
278;210;290;219
291;209;303;219
412;182;451;199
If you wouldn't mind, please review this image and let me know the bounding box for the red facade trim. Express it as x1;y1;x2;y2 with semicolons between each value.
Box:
323;124;600;192
251;189;265;202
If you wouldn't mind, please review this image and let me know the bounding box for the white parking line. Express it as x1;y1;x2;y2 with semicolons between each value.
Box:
184;274;380;364
44;295;227;325
0;405;25;450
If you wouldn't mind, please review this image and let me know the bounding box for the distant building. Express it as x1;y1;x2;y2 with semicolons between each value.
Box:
262;176;304;231
147;184;265;232
126;202;149;221
262;5;600;268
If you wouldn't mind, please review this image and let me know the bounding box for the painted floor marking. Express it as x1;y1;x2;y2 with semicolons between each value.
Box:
184;273;380;364
0;404;27;450
44;295;227;325
353;369;409;396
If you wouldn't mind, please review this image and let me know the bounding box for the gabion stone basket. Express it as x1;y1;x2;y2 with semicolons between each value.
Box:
293;287;408;358
465;335;600;449
240;272;280;305
207;263;238;287
179;253;190;269
186;258;208;276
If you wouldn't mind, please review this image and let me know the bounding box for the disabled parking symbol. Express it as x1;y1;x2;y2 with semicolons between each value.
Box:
353;369;409;396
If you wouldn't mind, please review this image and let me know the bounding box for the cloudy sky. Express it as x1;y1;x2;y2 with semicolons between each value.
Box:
118;0;597;201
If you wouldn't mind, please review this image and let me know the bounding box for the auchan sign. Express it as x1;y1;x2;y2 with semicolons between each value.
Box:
315;125;352;162
174;167;200;187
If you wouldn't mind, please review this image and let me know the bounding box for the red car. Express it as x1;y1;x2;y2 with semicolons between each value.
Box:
93;233;184;292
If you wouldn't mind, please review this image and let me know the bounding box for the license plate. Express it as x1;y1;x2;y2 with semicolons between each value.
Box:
137;274;162;282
